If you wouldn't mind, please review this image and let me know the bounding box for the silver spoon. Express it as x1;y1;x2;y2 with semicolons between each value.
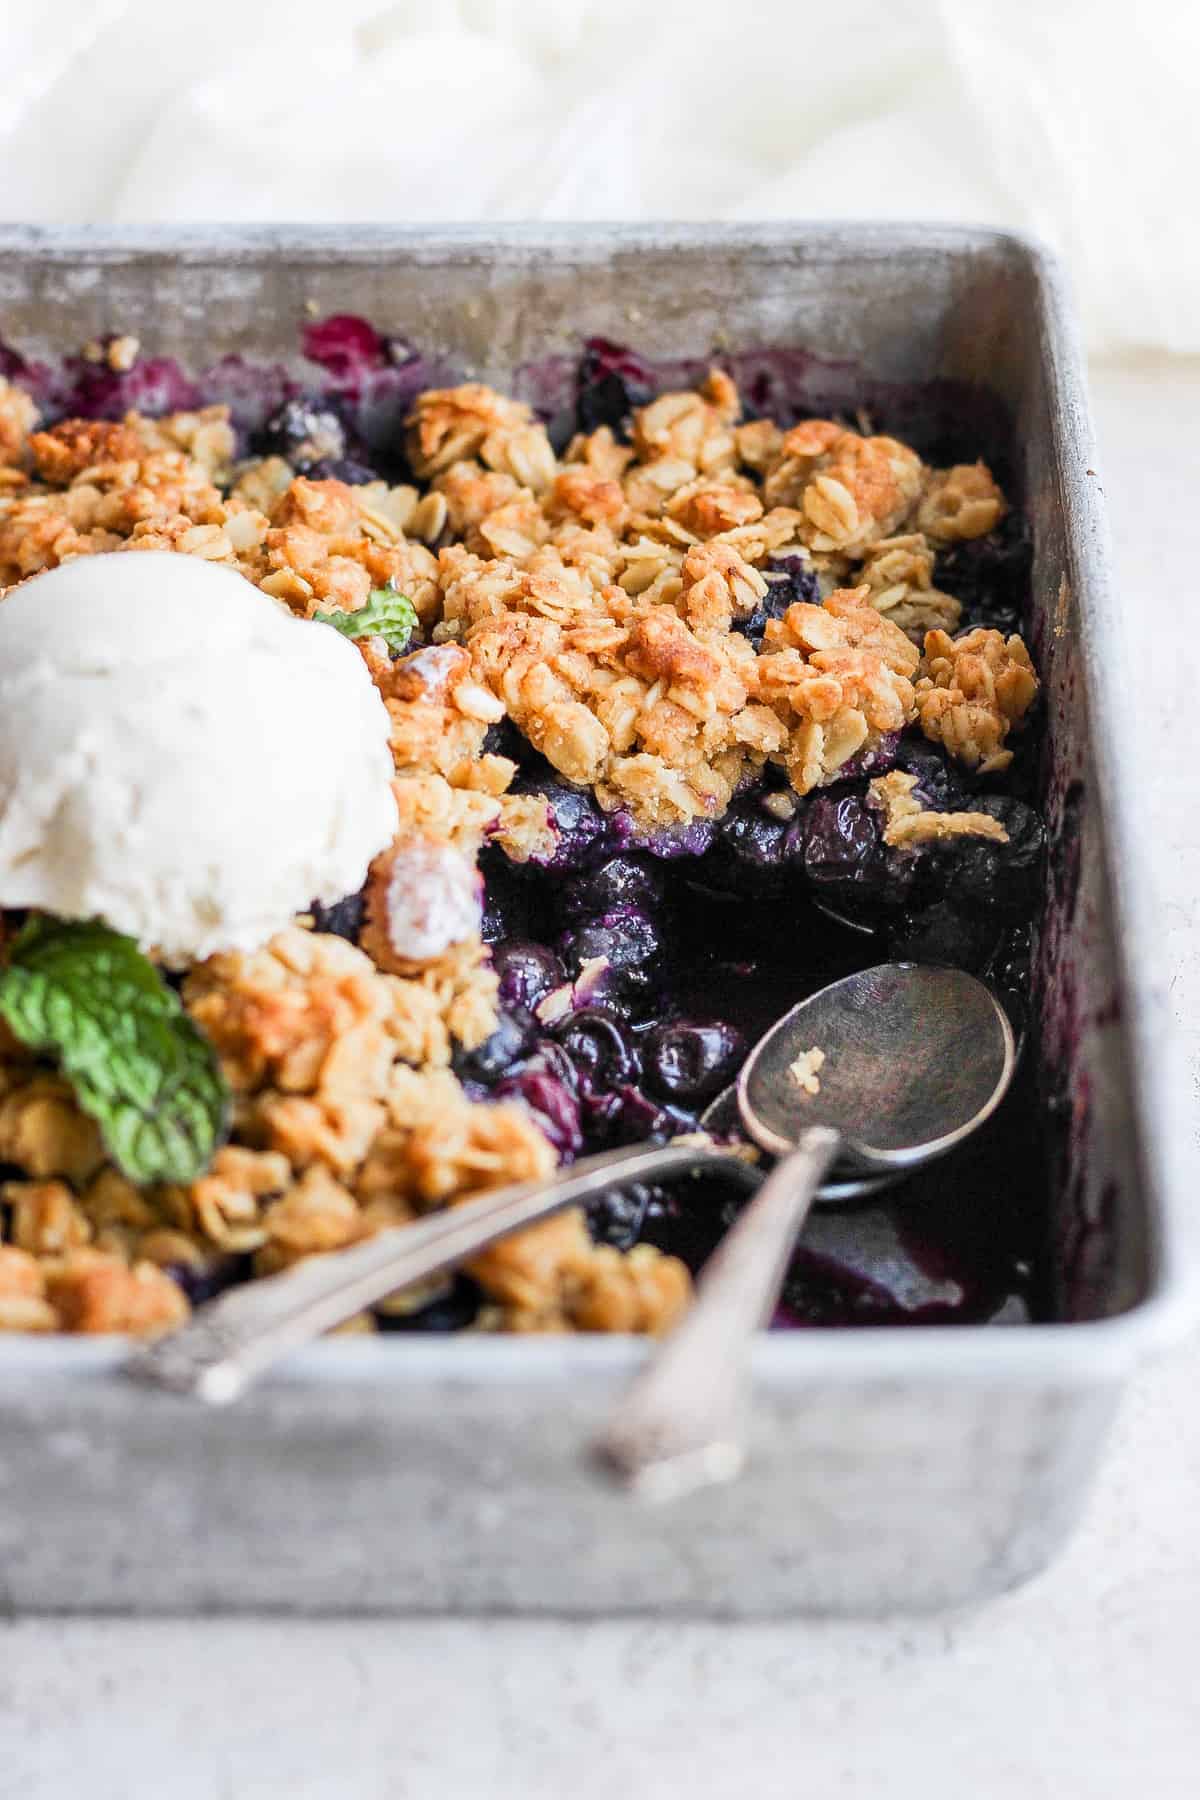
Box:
127;963;1008;1406
593;962;1016;1501
125;1141;762;1403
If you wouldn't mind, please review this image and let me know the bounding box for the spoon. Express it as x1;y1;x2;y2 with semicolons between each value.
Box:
593;962;1016;1501
126;1140;762;1403
127;963;1010;1406
697;1084;893;1203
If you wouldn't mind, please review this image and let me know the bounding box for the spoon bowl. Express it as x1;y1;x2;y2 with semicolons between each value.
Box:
738;962;1016;1167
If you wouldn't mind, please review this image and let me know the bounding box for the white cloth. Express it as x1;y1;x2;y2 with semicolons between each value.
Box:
0;0;1197;354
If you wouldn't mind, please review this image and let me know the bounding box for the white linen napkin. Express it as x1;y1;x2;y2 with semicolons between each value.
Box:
1;0;1196;353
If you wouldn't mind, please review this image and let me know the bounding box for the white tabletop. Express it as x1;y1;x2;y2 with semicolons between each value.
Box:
3;359;1198;1799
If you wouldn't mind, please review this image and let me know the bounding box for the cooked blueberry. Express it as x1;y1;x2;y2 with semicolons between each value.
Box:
164;1254;248;1308
587;1180;656;1249
934;513;1031;635
301;313;389;381
514;1040;578;1092
766;553;820;606
718;795;806;881
492;940;565;1013
644;1019;745;1105
553;1009;641;1091
62;352;199;421
625;816;718;860
886;901;1001;973
558;855;664;921
512;774;613;872
576;336;657;436
835;731;902;781
452;1007;536;1084
892;739;969;811
803;789;927;913
495;1068;582;1159
600;1083;699;1146
556;906;663;1001
481;717;531;763
736;553;819;644
310;890;366;943
938;797;1045;914
565;955;641;1019
803;791;882;884
377;1274;482;1333
259;397;346;467
303;455;379;485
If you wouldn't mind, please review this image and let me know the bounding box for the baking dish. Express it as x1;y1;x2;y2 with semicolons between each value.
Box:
0;222;1194;1616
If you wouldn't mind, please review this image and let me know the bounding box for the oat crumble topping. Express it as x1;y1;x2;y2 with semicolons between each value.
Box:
869;772;1011;848
0;351;1041;1337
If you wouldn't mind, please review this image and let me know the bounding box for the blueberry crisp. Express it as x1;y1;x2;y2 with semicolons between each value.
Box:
0;326;1045;1337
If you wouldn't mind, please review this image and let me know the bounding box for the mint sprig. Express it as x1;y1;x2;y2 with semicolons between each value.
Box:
314;586;417;653
0;917;230;1186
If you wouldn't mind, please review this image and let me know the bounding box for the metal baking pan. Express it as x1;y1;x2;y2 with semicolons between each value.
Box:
0;223;1195;1616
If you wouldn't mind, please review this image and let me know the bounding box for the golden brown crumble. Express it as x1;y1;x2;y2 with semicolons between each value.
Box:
916;462;1006;542
787;1047;826;1095
761;420;923;556
0;362;1032;1336
0;377;38;469
408;385;557;490
45;1251;189;1336
915;627;1039;773
856;533;962;642
0;1071;106;1185
869;771;1010;847
470;1211;690;1335
755;587;920;793
0;1245;58;1333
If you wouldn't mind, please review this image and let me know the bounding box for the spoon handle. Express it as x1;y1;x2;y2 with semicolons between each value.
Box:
126;1142;745;1404
594;1126;840;1501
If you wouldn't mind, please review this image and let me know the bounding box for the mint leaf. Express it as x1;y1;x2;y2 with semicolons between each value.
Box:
313;586;417;653
0;917;230;1185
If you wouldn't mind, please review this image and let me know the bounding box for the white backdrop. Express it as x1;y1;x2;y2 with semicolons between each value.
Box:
1;0;1197;355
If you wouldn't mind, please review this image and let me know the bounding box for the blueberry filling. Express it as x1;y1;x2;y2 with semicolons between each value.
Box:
2;321;1050;1337
575;336;658;437
643;1019;745;1107
376;1274;484;1333
491;939;566;1014
309;890;366;944
294;337;1046;1332
556;907;663;1007
453;1007;537;1085
257;397;348;469
454;338;1050;1327
735;553;820;645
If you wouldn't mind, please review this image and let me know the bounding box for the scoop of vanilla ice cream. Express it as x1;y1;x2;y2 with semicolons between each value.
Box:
0;553;398;961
